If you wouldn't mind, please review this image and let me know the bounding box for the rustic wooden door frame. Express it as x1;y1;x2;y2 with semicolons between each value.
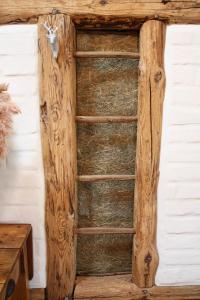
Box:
1;2;200;300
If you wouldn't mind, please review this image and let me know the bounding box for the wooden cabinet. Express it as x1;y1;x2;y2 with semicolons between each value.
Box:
0;224;33;300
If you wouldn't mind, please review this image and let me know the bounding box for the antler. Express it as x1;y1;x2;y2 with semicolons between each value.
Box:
43;21;54;34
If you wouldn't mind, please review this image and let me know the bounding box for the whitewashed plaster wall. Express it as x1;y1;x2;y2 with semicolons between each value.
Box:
0;25;46;288
0;24;200;289
156;25;200;285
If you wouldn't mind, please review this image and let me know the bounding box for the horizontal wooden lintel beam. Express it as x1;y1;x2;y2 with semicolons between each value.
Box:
1;1;200;25
76;116;138;123
77;175;135;182
75;51;140;59
76;227;135;235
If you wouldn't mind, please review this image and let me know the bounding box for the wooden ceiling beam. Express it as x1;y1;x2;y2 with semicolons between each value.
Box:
1;1;200;25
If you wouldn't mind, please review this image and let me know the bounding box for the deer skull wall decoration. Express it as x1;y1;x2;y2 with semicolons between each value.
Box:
43;22;59;59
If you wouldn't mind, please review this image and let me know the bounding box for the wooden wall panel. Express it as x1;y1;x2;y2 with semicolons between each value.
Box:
38;14;77;300
133;20;166;288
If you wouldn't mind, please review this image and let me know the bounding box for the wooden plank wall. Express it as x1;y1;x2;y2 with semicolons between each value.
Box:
133;20;166;288
38;14;77;300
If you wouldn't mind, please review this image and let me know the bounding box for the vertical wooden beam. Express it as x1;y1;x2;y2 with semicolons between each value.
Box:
38;14;77;300
133;20;166;288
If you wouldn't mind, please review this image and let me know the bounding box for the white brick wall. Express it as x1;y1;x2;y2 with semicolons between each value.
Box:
156;25;200;286
0;25;46;288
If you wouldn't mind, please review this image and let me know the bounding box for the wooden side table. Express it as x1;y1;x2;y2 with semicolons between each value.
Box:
0;224;33;300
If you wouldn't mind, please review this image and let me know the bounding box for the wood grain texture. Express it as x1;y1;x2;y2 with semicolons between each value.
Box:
0;224;31;249
74;275;143;299
77;175;135;181
76;228;135;234
74;275;200;299
75;51;140;58
1;1;200;25
133;20;166;288
38;14;77;300
0;249;19;283
76;116;138;123
30;288;45;300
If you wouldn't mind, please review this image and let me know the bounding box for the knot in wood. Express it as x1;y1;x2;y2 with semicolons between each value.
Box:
52;8;60;15
154;71;162;82
100;0;108;5
144;253;152;264
141;297;149;300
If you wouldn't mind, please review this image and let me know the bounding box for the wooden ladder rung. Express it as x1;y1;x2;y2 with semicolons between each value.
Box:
76;227;136;235
74;51;140;59
76;116;138;123
77;175;135;182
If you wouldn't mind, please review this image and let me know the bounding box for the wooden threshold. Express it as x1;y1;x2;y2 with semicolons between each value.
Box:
75;116;138;123
74;275;142;299
74;275;200;300
77;175;135;182
75;51;140;59
76;227;135;235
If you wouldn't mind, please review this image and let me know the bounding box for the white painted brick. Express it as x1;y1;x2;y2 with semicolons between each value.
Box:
0;37;37;55
167;106;200;125
161;183;200;199
166;144;200;162
0;25;38;56
168;125;200;143
0;205;45;239
6;151;41;170
0;55;37;75
29;239;46;288
162;217;200;234
167;25;200;45
0;170;44;188
14;96;39;115
1;76;38;96
167;86;200;106
165;200;200;216
13;115;39;134
166;46;200;64
0;25;45;288
167;65;197;85
161;249;200;265
160;164;200;182
0;25;37;35
163;234;200;250
156;266;200;286
157;25;200;286
8;133;41;151
0;188;44;206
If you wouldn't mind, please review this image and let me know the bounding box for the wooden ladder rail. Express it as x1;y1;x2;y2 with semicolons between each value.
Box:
77;174;135;182
76;227;136;235
75;51;140;59
76;116;138;123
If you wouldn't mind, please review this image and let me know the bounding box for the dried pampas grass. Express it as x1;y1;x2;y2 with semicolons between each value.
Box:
0;84;20;157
